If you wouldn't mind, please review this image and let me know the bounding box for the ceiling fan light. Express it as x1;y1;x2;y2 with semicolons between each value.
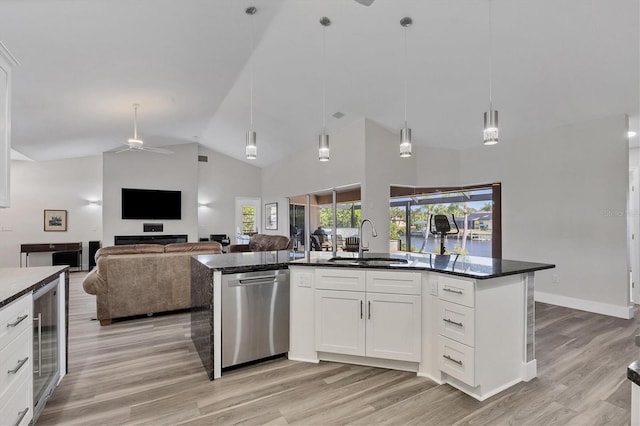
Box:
483;109;499;145
400;127;412;157
246;130;257;160
128;138;143;147
319;133;330;162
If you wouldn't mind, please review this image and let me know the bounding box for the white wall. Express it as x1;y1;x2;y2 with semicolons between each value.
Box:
197;146;262;240
261;118;366;234
457;115;630;317
414;146;462;187
102;143;199;246
0;156;102;269
362;119;416;253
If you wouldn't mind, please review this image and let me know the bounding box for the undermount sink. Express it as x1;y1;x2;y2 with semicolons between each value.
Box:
327;257;408;266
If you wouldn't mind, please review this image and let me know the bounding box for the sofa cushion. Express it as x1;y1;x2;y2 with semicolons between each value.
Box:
165;241;222;253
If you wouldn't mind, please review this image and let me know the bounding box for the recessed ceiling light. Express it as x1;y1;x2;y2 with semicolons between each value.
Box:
628;131;637;138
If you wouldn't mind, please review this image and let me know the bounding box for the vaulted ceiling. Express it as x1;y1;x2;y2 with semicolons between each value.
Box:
2;0;638;167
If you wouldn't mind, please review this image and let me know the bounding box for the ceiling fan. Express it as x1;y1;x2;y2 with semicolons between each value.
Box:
115;104;173;154
353;0;375;6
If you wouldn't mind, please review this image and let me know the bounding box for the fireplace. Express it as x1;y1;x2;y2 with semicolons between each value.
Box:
114;234;188;245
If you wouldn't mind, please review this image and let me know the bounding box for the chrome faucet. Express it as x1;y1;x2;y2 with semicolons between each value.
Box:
359;219;378;257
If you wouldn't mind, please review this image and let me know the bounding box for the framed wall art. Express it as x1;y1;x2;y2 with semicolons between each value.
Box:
44;209;67;231
265;202;278;230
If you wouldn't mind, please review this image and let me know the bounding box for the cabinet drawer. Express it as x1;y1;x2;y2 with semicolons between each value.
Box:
438;276;474;308
0;294;32;347
0;371;32;426
366;271;421;295
315;268;365;292
438;300;475;347
438;335;475;386
0;328;31;397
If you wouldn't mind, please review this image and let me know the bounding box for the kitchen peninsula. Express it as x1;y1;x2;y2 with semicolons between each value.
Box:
288;252;554;401
0;266;69;426
191;250;295;380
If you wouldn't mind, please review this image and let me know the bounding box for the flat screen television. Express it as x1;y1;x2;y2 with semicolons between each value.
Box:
121;188;182;220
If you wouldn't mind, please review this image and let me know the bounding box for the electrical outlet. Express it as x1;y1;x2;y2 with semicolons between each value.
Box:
552;274;559;285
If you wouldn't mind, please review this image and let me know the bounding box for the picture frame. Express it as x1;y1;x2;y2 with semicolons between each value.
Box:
44;209;67;232
265;202;278;230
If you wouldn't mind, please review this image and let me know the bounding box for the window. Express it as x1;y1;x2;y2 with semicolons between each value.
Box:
390;184;501;258
242;206;257;234
235;197;260;243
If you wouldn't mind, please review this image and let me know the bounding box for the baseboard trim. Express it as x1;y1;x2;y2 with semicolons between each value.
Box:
535;291;634;319
522;360;537;382
287;355;319;364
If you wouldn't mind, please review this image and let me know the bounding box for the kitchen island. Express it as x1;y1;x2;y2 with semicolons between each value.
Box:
190;251;296;380
289;252;554;401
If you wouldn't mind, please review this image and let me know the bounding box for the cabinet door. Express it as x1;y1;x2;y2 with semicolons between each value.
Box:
315;290;365;356
365;293;421;362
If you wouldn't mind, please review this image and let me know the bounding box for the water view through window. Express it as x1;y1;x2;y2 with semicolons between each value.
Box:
390;185;500;258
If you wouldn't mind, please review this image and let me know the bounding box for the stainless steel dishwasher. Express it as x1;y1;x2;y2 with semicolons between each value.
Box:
221;268;290;368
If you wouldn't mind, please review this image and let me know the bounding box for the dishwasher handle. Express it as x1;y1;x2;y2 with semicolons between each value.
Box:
227;271;289;287
238;277;279;286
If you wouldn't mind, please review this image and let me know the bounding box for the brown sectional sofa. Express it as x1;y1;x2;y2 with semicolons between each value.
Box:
82;241;222;325
228;233;293;253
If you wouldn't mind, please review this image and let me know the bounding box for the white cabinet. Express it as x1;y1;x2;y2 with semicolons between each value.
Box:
0;293;33;426
314;268;421;363
0;43;17;208
366;292;421;362
435;274;526;400
315;289;365;356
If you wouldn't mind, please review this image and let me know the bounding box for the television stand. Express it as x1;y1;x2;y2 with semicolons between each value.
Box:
114;235;188;245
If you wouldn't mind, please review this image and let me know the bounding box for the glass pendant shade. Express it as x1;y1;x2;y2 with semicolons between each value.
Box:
399;127;412;157
318;133;330;162
483;109;499;145
246;130;257;159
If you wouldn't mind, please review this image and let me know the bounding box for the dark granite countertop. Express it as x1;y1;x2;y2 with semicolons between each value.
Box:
0;266;69;308
629;360;640;387
192;250;301;274
289;252;555;280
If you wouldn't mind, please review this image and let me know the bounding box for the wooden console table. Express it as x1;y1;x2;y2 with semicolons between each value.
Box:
20;242;82;270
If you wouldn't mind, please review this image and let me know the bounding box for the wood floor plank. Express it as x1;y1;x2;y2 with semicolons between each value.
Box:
36;274;637;425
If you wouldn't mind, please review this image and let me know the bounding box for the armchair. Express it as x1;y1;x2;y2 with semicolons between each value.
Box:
228;233;293;253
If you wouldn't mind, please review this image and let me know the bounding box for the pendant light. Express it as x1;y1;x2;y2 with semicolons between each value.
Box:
245;6;258;159
483;0;498;146
399;17;413;158
318;16;331;162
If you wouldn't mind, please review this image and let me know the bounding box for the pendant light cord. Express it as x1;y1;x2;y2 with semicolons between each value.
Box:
403;25;408;127
249;11;255;130
489;0;493;110
322;24;327;132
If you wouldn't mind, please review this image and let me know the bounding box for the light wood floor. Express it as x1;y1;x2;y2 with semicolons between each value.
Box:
36;272;638;425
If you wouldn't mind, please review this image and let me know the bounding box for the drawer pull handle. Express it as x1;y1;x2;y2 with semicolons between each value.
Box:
443;287;464;295
7;314;28;328
7;357;28;374
443;354;463;366
13;408;29;426
443;318;464;327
